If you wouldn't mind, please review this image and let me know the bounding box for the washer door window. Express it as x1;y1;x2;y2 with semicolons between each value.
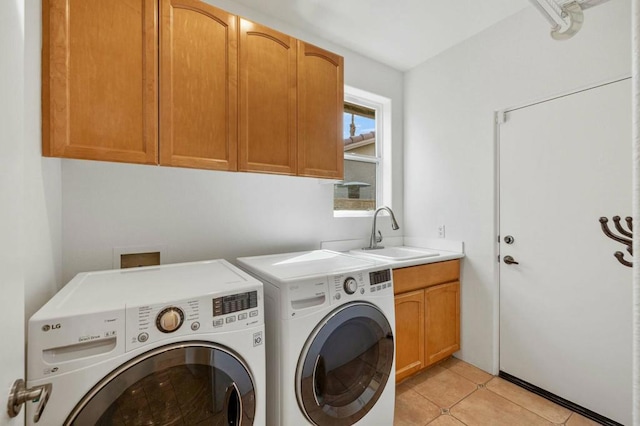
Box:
296;302;394;425
65;342;255;425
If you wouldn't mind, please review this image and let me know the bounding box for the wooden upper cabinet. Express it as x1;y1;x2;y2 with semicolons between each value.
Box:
43;1;344;177
159;0;238;171
239;19;296;175
297;42;344;179
42;0;158;164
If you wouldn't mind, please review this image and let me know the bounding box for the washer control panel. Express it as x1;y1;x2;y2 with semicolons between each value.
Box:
329;268;393;302
213;291;258;317
126;288;262;352
368;269;393;294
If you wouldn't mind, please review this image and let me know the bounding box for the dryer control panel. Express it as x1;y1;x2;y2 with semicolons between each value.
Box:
126;288;263;352
328;268;393;304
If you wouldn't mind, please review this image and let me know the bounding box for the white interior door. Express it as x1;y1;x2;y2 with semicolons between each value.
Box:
499;79;632;425
1;1;26;424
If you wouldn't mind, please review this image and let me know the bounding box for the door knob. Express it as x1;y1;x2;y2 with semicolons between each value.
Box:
503;255;519;265
7;379;51;423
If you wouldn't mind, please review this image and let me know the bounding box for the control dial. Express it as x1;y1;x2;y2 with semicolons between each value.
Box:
156;307;184;333
343;277;358;295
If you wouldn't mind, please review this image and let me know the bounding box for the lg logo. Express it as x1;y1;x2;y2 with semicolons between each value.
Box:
42;323;61;332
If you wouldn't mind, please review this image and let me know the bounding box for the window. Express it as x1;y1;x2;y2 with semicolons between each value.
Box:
334;86;391;216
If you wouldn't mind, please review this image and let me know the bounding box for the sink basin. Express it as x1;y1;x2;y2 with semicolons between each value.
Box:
349;246;438;261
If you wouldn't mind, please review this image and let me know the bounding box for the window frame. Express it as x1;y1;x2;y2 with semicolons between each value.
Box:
334;86;392;218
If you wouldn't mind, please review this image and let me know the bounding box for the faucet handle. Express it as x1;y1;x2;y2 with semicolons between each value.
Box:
375;230;383;244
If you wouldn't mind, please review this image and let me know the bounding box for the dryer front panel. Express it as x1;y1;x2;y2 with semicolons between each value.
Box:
296;302;394;426
65;342;256;425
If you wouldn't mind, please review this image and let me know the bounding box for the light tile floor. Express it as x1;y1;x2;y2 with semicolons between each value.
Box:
394;357;601;426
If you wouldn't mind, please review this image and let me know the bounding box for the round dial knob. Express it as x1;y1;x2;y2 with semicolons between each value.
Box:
156;307;184;333
343;277;358;295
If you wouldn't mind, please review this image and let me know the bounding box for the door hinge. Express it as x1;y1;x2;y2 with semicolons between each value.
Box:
496;111;508;124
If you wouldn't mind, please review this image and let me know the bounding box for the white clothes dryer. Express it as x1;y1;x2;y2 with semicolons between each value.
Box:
26;260;265;426
237;250;396;426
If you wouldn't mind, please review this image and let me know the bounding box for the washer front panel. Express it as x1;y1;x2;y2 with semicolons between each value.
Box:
295;302;394;426
66;342;256;425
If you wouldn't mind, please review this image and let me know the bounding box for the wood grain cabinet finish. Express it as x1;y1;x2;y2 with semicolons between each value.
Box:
425;281;460;366
393;260;461;382
239;19;296;175
394;289;425;383
297;42;344;179
43;1;344;178
42;0;158;164
160;0;238;171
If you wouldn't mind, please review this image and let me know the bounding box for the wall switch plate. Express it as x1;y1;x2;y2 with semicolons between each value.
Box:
438;224;446;238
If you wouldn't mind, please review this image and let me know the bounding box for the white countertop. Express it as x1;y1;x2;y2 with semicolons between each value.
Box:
365;248;464;269
321;237;465;269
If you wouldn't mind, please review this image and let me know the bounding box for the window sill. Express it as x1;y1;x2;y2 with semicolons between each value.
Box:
333;210;375;218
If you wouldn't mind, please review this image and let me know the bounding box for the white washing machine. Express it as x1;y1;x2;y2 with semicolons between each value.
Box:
26;260;265;425
237;250;396;426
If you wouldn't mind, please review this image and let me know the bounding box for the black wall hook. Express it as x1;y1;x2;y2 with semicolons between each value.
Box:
599;216;633;268
612;216;632;238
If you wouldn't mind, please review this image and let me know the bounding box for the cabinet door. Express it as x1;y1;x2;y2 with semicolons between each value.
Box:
394;290;425;383
160;0;237;171
297;41;344;179
43;0;158;164
425;281;460;366
239;19;296;175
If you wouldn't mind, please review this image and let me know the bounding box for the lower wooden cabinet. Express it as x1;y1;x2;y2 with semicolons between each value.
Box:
393;260;460;383
425;281;460;366
394;290;425;382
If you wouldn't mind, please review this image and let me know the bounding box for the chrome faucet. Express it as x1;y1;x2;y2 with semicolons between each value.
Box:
364;206;400;250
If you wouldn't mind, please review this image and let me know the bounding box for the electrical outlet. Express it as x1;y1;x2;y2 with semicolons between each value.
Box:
438;224;446;238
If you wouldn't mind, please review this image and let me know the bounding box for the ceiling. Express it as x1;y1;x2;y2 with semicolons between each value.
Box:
231;0;531;71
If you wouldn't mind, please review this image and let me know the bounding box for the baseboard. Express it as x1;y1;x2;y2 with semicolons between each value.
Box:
498;371;622;426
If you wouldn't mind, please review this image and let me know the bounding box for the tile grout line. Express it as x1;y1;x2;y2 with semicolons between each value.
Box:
437;359;573;425
482;384;568;425
446;384;480;426
406;360;576;425
401;362;483;417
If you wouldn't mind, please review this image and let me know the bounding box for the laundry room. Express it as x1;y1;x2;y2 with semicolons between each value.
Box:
1;0;638;425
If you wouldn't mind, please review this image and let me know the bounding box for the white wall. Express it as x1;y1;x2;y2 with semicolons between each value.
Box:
60;0;404;282
404;0;631;372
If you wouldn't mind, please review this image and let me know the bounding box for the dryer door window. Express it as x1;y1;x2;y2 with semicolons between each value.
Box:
296;302;394;426
65;342;255;425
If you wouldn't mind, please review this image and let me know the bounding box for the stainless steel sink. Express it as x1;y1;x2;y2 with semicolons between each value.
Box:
349;246;438;261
